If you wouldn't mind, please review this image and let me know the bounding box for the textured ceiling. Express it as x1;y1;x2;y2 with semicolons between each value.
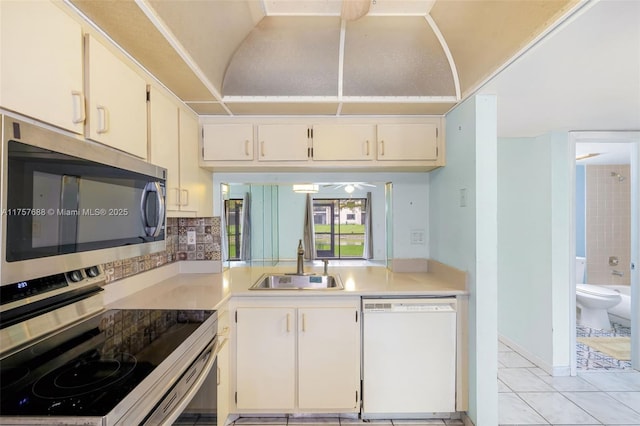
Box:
69;0;579;116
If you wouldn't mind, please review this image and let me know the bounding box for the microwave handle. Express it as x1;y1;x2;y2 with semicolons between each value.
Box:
140;181;166;237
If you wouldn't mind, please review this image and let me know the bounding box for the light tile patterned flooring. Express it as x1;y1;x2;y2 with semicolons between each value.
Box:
499;340;640;425
577;323;633;371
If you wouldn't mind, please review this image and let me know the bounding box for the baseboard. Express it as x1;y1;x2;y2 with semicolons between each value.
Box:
462;412;475;426
498;334;570;376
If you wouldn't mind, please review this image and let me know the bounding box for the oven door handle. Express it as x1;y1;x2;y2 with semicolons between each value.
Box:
160;336;227;426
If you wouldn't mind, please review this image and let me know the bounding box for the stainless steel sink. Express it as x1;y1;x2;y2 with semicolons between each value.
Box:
249;274;344;290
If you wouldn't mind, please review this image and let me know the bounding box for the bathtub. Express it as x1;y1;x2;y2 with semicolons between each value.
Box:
600;285;631;327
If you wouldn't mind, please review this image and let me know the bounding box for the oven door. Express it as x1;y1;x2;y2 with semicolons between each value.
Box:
142;335;227;425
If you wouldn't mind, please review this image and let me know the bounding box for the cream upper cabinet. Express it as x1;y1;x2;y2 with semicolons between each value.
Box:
0;1;85;134
178;106;212;217
149;88;212;217
86;35;147;159
233;298;360;413
257;124;310;162
377;123;439;161
203;124;254;161
311;124;375;161
235;307;296;411
149;87;179;210
297;307;360;411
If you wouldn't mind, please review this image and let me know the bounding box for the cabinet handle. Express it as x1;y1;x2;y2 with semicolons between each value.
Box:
96;105;109;134
286;313;291;332
302;313;306;332
180;189;189;206
71;91;85;124
365;140;370;156
260;141;265;157
245;140;250;156
217;366;221;386
172;188;181;207
380;140;385;156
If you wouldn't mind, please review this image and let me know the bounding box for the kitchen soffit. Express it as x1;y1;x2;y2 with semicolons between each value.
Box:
68;0;579;116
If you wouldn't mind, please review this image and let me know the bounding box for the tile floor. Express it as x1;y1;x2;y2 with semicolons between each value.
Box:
499;340;640;425
577;323;633;371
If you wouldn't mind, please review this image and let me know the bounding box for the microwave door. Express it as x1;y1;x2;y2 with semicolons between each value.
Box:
59;175;80;249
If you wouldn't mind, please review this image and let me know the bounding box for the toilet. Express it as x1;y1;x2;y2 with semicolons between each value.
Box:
575;257;622;330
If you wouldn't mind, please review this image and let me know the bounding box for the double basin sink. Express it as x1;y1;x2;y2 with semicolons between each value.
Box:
250;273;344;290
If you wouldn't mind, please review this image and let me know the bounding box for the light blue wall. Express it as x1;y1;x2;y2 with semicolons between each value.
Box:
432;95;498;426
575;165;586;257
497;136;553;368
497;133;572;375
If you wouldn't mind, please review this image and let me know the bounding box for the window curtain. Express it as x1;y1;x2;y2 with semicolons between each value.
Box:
240;192;251;261
303;194;316;260
221;200;229;261
362;191;373;259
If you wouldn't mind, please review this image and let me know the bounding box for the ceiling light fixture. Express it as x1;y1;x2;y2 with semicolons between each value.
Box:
575;153;600;161
344;184;355;194
293;184;319;193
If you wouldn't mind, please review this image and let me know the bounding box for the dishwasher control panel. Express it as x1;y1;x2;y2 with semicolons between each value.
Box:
362;298;456;313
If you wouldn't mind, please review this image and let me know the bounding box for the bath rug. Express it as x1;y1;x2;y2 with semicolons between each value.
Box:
577;336;631;361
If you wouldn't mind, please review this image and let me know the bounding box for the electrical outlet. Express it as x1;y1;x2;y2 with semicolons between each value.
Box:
459;188;467;207
187;230;196;245
410;229;425;245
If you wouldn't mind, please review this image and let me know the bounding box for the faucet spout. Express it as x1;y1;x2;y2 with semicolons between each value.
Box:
296;239;305;275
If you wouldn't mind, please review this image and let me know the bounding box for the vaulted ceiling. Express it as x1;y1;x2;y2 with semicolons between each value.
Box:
69;0;580;116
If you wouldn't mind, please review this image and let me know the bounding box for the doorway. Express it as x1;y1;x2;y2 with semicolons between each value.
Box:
570;131;640;374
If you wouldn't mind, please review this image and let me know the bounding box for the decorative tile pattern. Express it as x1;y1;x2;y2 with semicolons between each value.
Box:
103;216;221;284
577;323;632;371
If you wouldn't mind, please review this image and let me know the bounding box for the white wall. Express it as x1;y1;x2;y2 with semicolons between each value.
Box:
432;95;498;426
497;133;572;375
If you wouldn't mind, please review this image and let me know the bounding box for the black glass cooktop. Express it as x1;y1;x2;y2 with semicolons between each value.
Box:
0;309;214;417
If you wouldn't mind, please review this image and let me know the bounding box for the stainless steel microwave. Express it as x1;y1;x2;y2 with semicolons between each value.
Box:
1;114;166;285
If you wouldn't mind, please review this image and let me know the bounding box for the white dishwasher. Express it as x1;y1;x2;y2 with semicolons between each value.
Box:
362;297;457;418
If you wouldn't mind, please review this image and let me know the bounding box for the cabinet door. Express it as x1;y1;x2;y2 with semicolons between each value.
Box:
149;88;180;211
0;1;84;134
179;106;212;216
86;35;147;159
377;123;438;161
298;307;360;410
312;124;375;161
203;124;254;161
236;307;296;410
257;124;309;161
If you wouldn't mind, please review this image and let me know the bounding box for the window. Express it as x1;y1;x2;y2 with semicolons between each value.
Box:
225;199;243;260
313;198;367;259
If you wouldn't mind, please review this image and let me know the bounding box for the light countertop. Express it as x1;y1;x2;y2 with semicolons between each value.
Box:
105;261;468;311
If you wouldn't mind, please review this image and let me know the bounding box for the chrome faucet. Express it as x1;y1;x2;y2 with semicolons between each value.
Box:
612;269;624;277
296;239;305;275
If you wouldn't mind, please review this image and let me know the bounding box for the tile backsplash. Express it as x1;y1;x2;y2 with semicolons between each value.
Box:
102;216;221;284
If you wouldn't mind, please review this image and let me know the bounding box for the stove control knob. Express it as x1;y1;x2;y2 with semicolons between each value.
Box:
68;270;84;282
85;266;100;278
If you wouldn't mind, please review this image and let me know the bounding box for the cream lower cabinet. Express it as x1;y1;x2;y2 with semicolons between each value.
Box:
0;1;85;134
234;298;360;413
